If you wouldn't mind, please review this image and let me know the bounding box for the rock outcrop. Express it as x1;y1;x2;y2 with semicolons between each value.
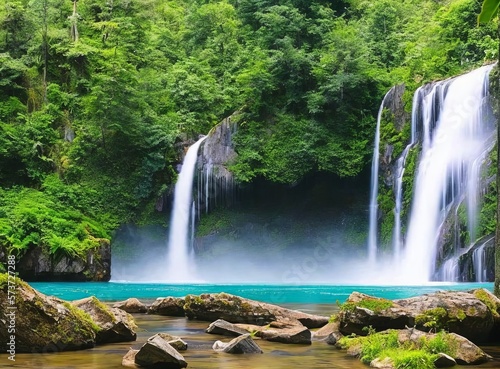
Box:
184;292;328;328
72;296;137;344
134;335;188;368
113;298;148;314
212;333;263;354
312;321;343;345
16;241;111;282
148;297;185;316
236;323;312;344
206;319;249;337
395;290;494;343
339;290;496;343
0;275;96;352
148;333;188;351
396;328;491;365
338;292;412;335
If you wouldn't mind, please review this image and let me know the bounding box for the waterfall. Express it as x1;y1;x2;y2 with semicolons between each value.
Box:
368;89;393;262
472;235;495;282
399;65;494;283
391;88;422;260
166;136;207;281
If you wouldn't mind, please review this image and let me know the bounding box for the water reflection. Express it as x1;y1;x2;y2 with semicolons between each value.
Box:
2;310;500;369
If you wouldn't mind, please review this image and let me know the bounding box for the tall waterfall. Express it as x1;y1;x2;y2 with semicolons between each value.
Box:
368;89;393;262
166;136;207;281
399;65;494;283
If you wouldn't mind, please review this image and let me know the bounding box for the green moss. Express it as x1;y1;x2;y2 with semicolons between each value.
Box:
415;307;448;331
338;329;456;369
63;302;101;333
341;297;393;314
390;349;437;369
455;309;466;321
329;314;338;323
474;289;500;318
0;272;7;288
421;331;457;356
90;296;117;323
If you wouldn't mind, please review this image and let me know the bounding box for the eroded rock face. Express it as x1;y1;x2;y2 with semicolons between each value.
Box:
184;292;328;328
148;297;185;316
0;276;96;353
16;241;111;282
72;296;137;344
212;333;263;354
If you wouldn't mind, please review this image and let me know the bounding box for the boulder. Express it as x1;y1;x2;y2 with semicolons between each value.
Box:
312;321;341;340
148;333;187;351
113;298;148;314
470;288;500;341
447;333;492;365
148;297;185;316
434;353;457;368
339;290;496;343
395;290;494;343
0;275;96;352
212;333;263;354
236;323;311;344
324;332;342;346
135;335;188;368
258;325;311;345
184;293;328;328
396;328;491;365
206;319;248;337
338;292;412;335
72;296;137;344
122;349;139;367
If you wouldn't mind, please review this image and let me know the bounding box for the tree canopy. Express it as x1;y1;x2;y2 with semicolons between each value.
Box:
0;0;497;260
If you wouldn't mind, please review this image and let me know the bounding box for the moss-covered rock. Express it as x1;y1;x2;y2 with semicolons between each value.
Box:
339;290;496;344
72;296;137;344
0;273;97;353
148;296;185;316
338;292;411;336
396;290;494;343
183;292;328;328
337;328;491;368
16;241;111;282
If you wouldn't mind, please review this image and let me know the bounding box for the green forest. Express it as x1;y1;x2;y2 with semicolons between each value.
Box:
0;0;497;266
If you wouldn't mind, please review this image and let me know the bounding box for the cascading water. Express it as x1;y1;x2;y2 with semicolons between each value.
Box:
368;89;394;262
166;136;207;281
399;65;494;283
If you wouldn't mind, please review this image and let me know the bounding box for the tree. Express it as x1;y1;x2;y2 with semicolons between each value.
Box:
478;0;500;296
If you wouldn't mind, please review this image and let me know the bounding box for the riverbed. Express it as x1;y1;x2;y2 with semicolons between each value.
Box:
1;282;500;368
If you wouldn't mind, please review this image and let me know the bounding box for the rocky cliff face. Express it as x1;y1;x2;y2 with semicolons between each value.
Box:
198;114;239;213
15;240;111;282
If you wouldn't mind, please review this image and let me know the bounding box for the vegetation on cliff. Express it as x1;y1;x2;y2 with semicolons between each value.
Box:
0;0;497;263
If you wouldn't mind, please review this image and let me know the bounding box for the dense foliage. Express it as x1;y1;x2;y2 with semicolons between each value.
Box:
0;0;497;259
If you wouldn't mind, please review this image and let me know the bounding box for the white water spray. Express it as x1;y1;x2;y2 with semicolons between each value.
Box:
166;136;207;281
368;89;393;262
400;65;494;283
